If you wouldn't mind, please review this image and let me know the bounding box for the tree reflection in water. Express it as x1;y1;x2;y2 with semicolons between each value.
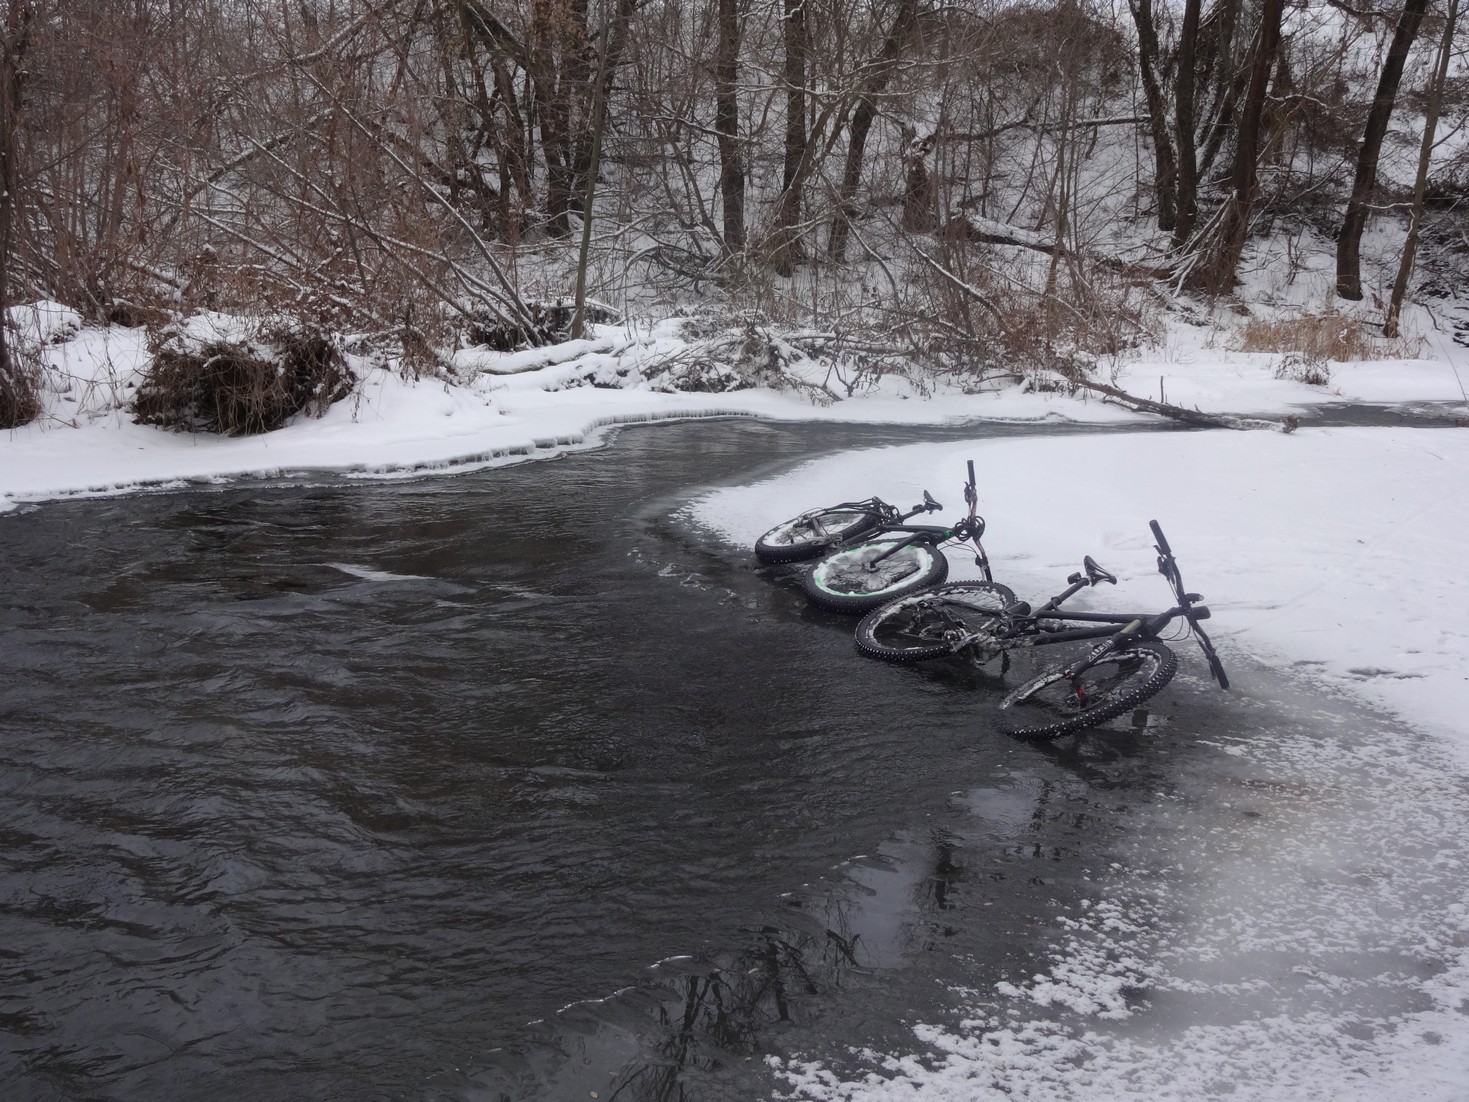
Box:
599;910;862;1101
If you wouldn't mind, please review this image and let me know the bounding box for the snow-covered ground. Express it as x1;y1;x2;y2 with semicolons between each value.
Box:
4;299;1469;1099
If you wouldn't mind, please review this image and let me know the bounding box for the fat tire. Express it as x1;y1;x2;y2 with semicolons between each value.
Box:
803;539;950;615
854;581;1017;663
755;508;881;564
996;640;1179;740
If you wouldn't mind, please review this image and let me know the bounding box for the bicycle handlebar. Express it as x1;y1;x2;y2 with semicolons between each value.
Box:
1150;518;1230;690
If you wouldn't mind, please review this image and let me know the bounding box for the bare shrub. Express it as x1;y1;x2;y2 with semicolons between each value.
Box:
895;237;1161;389
465;300;620;351
1272;350;1331;387
1233;313;1422;363
654;312;792;392
0;334;44;428
133;324;354;436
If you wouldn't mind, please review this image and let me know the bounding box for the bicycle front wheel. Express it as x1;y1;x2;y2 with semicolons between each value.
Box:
755;507;881;564
854;581;1016;662
803;539;949;615
996;640;1178;740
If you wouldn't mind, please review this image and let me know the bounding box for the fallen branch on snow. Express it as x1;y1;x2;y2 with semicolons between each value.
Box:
1071;377;1300;432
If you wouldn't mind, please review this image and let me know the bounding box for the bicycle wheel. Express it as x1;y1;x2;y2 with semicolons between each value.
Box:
996;640;1179;740
754;507;881;564
803;538;950;615
854;581;1017;662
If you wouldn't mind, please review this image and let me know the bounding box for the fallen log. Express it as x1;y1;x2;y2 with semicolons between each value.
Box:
1070;376;1299;432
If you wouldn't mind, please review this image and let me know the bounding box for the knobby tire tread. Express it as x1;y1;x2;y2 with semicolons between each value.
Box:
996;640;1179;740
755;509;881;565
854;581;1017;663
803;540;950;615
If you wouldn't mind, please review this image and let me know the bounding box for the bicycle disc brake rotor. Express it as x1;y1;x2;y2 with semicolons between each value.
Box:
1051;659;1138;713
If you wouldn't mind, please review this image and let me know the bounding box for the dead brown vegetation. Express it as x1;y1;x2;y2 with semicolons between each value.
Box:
132;326;354;436
0;340;42;428
1233;312;1422;363
465;300;619;351
900;237;1160;387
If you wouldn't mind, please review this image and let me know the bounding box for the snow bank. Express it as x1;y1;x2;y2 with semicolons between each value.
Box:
686;428;1469;753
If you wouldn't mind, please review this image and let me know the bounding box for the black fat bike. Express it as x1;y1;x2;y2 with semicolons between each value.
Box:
794;461;993;615
756;494;923;565
853;520;1229;738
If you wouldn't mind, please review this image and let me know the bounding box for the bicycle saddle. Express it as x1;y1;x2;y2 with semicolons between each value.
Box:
1083;556;1117;585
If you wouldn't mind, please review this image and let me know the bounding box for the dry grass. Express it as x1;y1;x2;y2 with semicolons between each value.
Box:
1233;312;1424;363
132;326;353;435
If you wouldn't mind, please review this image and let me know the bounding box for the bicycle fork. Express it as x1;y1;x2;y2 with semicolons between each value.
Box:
1056;620;1144;701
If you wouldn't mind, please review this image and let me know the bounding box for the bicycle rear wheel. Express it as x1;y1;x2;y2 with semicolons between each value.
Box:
996;640;1178;740
854;581;1016;662
803;539;949;614
755;507;881;564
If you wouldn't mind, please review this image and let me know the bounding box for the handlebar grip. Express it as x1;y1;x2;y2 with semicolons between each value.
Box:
1149;519;1171;555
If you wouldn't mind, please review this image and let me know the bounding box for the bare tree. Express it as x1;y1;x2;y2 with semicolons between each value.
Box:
0;0;31;426
826;0;923;262
716;0;747;254
1188;0;1286;294
1172;0;1202;248
768;0;811;275
1129;0;1179;232
1386;0;1460;336
1336;0;1429;301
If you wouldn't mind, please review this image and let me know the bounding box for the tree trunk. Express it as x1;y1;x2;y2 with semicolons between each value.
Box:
1386;0;1458;336
769;0;808;275
526;0;592;237
571;0;639;337
901;133;935;232
1128;0;1177;233
1173;0;1201;248
1189;0;1285;295
1336;0;1428;301
0;0;29;410
714;0;745;254
1195;0;1245;186
827;0;921;262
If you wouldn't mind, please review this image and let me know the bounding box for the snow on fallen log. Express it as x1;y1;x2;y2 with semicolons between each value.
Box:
1071;376;1300;432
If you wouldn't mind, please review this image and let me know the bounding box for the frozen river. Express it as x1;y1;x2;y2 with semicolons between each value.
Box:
2;418;1465;1101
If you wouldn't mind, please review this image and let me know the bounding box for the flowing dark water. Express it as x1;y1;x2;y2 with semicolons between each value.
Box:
5;417;1458;1102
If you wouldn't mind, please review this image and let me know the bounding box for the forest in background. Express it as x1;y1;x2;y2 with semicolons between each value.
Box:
0;0;1465;431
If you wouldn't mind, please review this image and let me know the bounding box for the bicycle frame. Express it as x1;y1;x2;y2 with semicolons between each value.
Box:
852;460;992;582
973;602;1198;653
952;520;1223;688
